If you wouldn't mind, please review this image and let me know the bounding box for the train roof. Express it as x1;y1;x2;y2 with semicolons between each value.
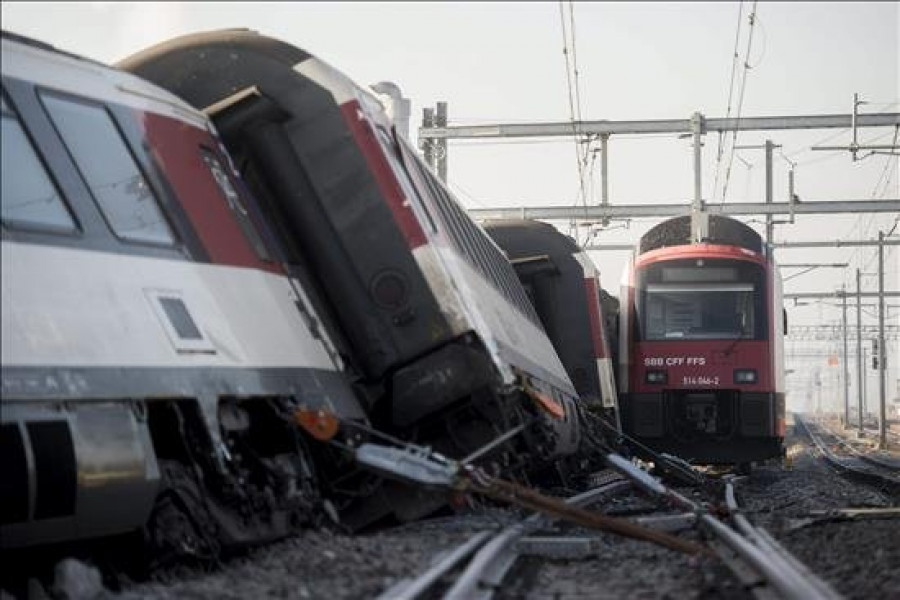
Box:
638;214;764;255
1;29;210;130
117;28;387;118
482;219;580;261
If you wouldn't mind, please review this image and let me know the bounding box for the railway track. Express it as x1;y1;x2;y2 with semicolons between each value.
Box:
795;415;900;497
378;474;636;600
379;458;840;600
862;425;900;447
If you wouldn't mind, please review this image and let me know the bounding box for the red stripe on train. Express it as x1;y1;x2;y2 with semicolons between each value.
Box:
339;100;427;249
583;276;609;359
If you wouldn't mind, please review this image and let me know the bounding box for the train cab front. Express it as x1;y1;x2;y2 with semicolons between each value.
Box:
621;247;785;465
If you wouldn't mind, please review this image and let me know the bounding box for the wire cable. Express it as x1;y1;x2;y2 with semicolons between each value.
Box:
720;1;759;202
712;1;744;200
557;0;589;244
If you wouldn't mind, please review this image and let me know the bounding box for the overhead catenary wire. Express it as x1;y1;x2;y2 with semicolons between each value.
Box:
851;125;899;273
712;1;745;200
557;0;590;244
720;1;759;203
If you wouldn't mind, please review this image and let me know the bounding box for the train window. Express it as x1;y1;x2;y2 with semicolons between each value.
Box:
636;259;767;341
40;93;175;246
1;98;78;234
200;148;271;261
158;296;203;340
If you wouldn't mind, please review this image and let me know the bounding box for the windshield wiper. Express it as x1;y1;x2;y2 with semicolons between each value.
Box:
722;313;749;356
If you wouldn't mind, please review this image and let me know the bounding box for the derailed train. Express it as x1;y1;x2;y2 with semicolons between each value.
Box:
0;29;607;561
117;29;586;523
482;219;620;427
0;29;366;558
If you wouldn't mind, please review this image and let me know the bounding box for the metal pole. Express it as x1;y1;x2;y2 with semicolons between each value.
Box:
421;107;435;169
765;139;774;244
788;168;795;224
863;345;868;420
418;112;900;140
690;112;707;242
600;133;609;226
468;199;900;221
856;268;863;436
851;93;859;161
435;102;448;182
878;231;887;448
841;289;850;428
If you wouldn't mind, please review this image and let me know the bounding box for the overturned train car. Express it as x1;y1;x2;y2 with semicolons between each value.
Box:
483;219;620;429
618;215;785;466
120;30;583;520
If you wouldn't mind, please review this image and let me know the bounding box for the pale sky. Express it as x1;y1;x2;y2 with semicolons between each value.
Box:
3;1;899;411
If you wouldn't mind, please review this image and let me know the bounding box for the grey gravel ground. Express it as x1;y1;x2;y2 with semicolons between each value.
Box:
501;424;900;600
112;509;518;600
735;427;900;600
30;422;900;600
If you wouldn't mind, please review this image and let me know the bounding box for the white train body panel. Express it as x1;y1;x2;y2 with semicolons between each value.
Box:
2;242;334;373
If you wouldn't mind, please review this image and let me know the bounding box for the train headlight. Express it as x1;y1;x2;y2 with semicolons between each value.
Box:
734;369;758;384
645;370;667;384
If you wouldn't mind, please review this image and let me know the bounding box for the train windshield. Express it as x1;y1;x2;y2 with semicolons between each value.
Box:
636;259;767;341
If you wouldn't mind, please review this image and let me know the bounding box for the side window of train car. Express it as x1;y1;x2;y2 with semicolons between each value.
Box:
39;92;175;246
1;93;78;234
200;147;271;261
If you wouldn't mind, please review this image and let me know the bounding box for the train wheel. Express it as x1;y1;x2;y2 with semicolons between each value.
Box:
143;466;220;576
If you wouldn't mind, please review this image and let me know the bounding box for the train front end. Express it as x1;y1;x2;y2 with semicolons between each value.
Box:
619;216;785;466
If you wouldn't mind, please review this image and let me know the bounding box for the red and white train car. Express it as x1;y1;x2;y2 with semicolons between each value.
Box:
618;215;785;468
0;31;365;556
483;219;620;427
120;31;583;503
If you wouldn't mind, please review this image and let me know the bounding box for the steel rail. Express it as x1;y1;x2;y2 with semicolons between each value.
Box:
724;482;842;600
796;415;900;495
381;478;632;600
818;423;900;473
376;531;493;600
444;479;632;600
606;454;841;600
818;422;900;474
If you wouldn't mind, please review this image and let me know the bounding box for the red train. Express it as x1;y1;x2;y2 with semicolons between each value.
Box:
1;25;586;571
118;31;583;504
482;219;620;426
618;215;785;468
0;30;367;561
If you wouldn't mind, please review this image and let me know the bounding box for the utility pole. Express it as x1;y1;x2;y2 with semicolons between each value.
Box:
878;230;887;448
856;268;863;436
600;133;610;226
690;112;708;242
852;93;861;161
421;107;435;170
435;102;448;182
841;288;850;427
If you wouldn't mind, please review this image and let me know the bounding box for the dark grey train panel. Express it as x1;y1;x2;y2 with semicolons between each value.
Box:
483;220;604;405
119;30;454;382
